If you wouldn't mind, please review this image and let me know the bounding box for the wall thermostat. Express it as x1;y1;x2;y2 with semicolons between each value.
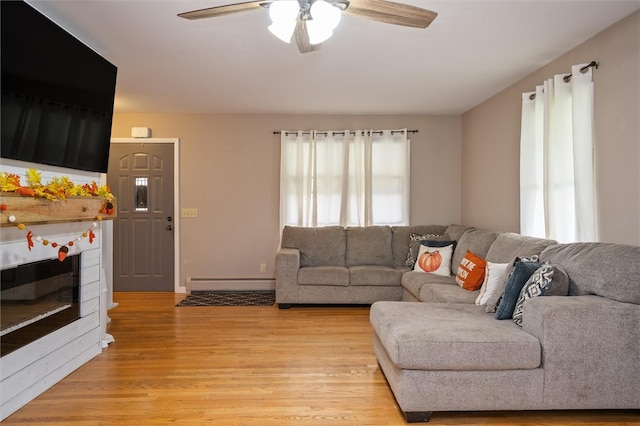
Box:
131;127;151;138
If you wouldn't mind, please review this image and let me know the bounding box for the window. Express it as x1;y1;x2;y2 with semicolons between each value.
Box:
520;63;596;242
280;129;410;228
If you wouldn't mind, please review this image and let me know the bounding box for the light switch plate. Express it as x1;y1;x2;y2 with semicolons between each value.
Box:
181;208;198;218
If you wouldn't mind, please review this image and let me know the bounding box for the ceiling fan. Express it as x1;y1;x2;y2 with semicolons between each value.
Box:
178;0;437;53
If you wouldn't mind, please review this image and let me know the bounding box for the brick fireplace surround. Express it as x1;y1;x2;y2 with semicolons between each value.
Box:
0;164;113;420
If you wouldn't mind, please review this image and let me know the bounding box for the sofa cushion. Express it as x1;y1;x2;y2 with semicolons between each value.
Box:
346;226;393;266
349;265;404;286
451;229;499;275
401;270;455;300
298;266;349;286
485;233;556;263
444;224;475;241
539;242;640;304
370;301;541;370
419;283;479;303
281;226;346;267
391;225;447;267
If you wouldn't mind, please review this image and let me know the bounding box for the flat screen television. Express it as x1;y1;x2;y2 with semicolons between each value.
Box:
1;1;117;173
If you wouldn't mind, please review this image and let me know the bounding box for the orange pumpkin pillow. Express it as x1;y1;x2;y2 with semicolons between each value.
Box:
414;243;454;276
455;250;487;291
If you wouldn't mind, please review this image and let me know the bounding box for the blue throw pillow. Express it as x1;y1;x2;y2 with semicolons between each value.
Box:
495;261;541;320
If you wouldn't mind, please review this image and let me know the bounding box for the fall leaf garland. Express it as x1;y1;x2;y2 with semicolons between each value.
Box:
0;203;101;261
0;168;113;261
0;168;113;202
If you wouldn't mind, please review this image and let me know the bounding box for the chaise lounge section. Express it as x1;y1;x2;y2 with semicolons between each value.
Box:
371;241;640;421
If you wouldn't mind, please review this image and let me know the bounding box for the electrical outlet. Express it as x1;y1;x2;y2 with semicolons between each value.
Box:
260;263;267;273
181;208;198;218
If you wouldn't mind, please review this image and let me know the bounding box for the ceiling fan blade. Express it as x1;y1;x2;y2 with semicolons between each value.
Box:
178;1;271;20
294;17;321;54
344;0;437;28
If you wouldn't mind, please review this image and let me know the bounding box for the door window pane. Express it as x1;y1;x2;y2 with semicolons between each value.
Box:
135;177;148;211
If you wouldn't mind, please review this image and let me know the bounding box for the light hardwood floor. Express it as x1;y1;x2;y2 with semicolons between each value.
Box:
4;292;639;425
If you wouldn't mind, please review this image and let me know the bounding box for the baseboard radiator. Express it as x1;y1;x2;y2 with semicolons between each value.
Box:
186;277;275;293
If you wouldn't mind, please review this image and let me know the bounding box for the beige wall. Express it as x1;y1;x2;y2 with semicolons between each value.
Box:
111;114;461;288
461;11;640;245
111;11;639;289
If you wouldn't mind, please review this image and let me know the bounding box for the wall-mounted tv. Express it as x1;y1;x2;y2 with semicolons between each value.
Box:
1;1;117;173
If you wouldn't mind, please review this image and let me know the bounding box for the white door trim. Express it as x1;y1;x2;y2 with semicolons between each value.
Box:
109;138;182;293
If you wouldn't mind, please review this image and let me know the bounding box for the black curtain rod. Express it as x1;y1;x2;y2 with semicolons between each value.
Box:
565;60;599;81
528;60;598;100
274;129;418;136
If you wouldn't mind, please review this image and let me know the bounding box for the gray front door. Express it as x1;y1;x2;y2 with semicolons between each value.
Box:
107;143;174;291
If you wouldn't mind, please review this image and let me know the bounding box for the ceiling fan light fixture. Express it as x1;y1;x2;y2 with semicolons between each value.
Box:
268;20;297;43
268;0;299;43
179;0;438;53
306;21;333;45
310;0;342;28
307;1;341;45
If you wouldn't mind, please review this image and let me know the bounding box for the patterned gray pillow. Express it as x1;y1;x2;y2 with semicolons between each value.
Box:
512;263;555;326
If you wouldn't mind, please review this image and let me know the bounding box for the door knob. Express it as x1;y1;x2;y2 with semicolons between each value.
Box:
166;225;173;231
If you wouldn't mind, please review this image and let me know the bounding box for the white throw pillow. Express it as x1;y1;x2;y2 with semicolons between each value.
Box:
475;261;512;305
413;244;453;276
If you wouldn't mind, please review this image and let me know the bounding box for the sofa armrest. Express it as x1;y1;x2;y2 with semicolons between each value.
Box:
275;248;301;305
522;295;640;409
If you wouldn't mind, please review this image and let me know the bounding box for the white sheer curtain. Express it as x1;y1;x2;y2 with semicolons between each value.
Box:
280;129;410;228
520;63;596;242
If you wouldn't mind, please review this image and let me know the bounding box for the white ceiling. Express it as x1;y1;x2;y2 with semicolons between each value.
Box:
28;0;640;115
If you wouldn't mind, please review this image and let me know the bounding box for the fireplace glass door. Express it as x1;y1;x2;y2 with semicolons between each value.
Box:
1;255;81;356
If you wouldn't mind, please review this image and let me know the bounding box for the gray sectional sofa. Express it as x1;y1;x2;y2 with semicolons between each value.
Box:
276;224;640;422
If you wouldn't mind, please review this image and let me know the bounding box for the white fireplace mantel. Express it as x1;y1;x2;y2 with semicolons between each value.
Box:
0;161;113;421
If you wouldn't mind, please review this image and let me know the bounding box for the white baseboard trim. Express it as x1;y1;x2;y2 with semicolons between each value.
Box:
186;278;275;292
